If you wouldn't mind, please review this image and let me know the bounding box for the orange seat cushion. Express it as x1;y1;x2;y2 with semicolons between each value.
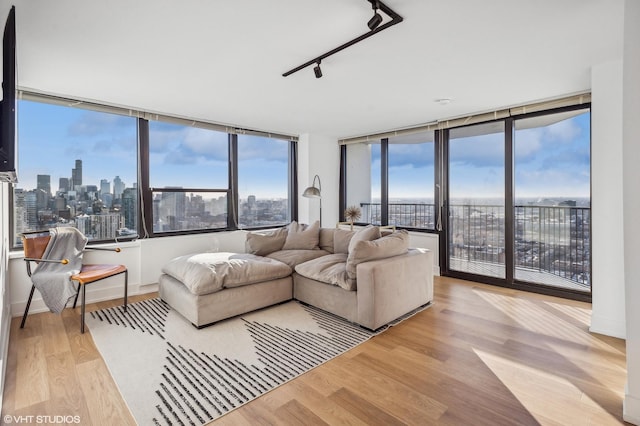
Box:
71;264;127;285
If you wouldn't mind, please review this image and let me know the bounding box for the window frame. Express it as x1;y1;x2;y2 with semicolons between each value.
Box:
10;94;298;248
341;136;438;233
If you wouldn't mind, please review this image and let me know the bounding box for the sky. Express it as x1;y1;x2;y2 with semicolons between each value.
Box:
16;100;590;202
369;110;591;201
16;100;289;199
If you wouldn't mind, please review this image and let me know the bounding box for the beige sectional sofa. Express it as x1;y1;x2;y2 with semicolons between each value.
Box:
158;221;434;330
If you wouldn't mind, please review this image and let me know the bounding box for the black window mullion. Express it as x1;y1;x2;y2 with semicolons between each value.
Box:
339;144;347;222
138;118;153;238
289;140;298;223
228;133;238;230
381;138;389;226
505;118;515;284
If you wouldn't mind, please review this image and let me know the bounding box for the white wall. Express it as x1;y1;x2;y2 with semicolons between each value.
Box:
345;143;372;208
590;60;626;338
623;0;640;422
298;134;340;227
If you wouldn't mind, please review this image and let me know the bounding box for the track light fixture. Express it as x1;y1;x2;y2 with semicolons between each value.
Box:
367;1;383;30
282;0;403;78
313;61;322;78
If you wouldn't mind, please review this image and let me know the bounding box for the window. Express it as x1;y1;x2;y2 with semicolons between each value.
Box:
344;132;436;230
513;108;591;289
388;132;435;229
11;95;296;243
13;100;138;246
148;121;229;233
237;135;290;228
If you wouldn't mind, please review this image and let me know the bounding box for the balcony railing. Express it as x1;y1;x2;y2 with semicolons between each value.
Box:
360;202;591;290
361;202;436;229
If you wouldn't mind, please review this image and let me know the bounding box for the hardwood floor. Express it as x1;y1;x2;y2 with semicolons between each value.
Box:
1;277;628;425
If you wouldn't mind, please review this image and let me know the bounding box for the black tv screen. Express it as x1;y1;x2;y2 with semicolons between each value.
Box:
0;5;16;183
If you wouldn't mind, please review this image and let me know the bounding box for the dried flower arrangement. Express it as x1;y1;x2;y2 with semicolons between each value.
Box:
344;206;362;230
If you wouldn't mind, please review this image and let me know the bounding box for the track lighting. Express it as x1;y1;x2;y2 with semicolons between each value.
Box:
282;0;403;78
367;1;383;30
313;61;322;78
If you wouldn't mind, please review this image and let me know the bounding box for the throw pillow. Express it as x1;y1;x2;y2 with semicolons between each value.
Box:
282;220;320;250
245;228;287;256
333;228;356;254
318;228;335;253
345;229;409;286
347;225;381;253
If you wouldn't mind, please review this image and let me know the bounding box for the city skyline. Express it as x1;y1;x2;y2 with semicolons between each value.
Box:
16;100;290;199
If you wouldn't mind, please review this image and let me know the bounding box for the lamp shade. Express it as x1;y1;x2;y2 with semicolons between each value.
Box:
302;174;322;198
302;186;321;198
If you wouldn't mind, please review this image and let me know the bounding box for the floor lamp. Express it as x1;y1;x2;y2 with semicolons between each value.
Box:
302;174;322;227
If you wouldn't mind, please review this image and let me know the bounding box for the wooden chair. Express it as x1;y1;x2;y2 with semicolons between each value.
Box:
20;230;128;333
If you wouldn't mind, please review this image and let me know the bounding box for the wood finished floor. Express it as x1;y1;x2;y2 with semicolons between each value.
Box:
1;277;628;425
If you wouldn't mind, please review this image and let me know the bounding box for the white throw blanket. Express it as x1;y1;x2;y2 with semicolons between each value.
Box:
30;227;88;314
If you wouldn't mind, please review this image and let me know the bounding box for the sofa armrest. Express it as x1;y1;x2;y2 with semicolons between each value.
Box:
356;248;433;330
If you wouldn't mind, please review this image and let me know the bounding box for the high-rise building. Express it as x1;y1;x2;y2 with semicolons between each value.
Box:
100;179;110;196
122;187;137;231
37;174;51;196
58;177;70;193
71;159;82;189
113;176;124;200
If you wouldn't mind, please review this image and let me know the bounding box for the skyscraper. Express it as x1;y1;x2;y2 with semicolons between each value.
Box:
113;175;124;200
37;174;51;196
100;179;110;195
71;159;82;189
58;177;69;193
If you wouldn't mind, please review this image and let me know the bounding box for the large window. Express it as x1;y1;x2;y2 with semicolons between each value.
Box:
388;132;435;229
344;131;435;230
237;135;290;228
513;109;591;290
11;96;297;247
448;122;506;279
13;100;138;245
340;100;591;300
148;122;229;233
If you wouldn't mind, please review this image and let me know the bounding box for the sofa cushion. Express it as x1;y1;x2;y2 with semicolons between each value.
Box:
318;228;335;253
245;228;287;256
162;252;292;296
266;249;330;268
282;221;320;250
295;253;350;289
347;225;381;253
345;230;410;289
333;229;356;254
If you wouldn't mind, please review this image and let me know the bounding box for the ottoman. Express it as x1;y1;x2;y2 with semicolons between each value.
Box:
158;252;293;328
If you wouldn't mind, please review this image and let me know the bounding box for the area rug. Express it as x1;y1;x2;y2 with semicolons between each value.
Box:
86;299;408;425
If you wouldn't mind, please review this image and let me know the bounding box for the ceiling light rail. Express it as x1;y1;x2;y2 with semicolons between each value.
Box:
282;0;403;78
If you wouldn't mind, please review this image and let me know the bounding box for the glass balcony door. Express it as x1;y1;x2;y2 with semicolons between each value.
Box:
447;122;506;279
442;108;591;297
513;109;591;292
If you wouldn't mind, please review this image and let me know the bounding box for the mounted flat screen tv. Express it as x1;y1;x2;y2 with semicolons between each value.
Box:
0;5;16;183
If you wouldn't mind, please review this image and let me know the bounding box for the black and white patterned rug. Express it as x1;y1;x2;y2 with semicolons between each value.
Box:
86;299;383;425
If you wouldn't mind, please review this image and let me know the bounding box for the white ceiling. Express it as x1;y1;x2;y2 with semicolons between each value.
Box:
7;0;624;139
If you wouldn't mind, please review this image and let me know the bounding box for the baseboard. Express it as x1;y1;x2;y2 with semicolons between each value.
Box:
10;283;159;318
624;393;640;425
589;313;626;339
